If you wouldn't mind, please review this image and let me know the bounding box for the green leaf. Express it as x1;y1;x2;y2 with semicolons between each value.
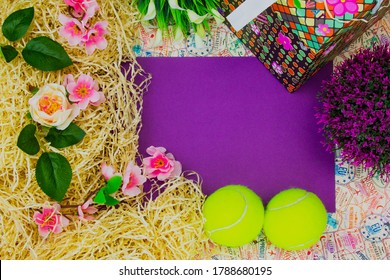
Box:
93;189;107;204
105;176;122;194
28;85;39;95
17;124;40;155
104;195;120;206
36;152;72;201
0;45;18;62
45;122;86;149
137;0;151;15
2;7;34;41
22;36;73;71
293;0;302;9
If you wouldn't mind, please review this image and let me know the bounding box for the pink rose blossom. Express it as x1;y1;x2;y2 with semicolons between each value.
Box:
64;0;100;23
33;203;69;238
277;32;293;51
77;199;98;222
101;162;121;181
83;21;108;55
316;23;331;36
143;146;182;181
58;14;86;46
64;73;105;110
122;162;146;197
326;0;358;17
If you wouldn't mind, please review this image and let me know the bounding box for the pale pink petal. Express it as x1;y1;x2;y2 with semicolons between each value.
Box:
172;161;182;177
58;13;69;25
63;74;75;88
33;212;44;224
84;215;96;221
146;146;157;155
81;199;93;210
77;98;89;110
95;38;108;50
77;205;84;219
37;226;50;238
52;223;63;234
146;146;166;155
90;91;105;106
77;73;94;84
157;172;171;181
67;34;83;46
81;4;99;25
68;93;81;103
122;186;142;197
102;162;115;180
53;203;61;213
85;43;97;55
84;206;98;214
88;91;101;103
165;152;176;161
95;20;108;31
66;82;77;95
60;215;70;228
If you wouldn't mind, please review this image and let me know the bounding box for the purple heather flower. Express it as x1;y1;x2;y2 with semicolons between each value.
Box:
316;44;390;179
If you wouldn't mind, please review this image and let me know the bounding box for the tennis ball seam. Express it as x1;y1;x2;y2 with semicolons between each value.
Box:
267;191;309;211
285;238;318;250
208;189;248;234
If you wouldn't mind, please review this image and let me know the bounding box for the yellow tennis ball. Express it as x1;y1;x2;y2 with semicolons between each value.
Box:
203;185;264;247
263;188;327;251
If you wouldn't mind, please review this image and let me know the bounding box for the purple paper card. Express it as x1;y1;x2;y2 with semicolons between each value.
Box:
135;57;335;212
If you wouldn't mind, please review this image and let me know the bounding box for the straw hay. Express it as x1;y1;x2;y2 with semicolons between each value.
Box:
0;0;213;259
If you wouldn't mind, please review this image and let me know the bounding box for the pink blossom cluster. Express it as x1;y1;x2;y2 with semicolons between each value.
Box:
59;0;108;55
102;146;182;198
34;146;182;237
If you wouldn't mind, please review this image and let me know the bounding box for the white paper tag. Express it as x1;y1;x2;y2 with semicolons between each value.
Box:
226;0;277;31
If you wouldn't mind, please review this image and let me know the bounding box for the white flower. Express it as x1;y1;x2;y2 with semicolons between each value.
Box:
29;83;80;130
168;0;185;10
142;0;156;21
187;10;209;24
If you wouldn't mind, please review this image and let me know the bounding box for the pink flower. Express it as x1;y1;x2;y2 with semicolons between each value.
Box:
58;14;87;46
77;199;98;222
143;146;182;181
277;32;293;51
326;0;358;16
64;73;105;110
272;61;283;75
122;162;146;197
316;24;331;36
83;21;108;55
251;23;260;36
33;203;69;238
101;162;121;181
64;0;100;24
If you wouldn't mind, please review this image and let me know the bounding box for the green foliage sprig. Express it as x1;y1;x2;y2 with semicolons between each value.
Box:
136;0;223;41
17;87;86;202
0;7;72;71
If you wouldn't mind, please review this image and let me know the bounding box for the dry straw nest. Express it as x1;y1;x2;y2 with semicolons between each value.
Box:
0;0;213;259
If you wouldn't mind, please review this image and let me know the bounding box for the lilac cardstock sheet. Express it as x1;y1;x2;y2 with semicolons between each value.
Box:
135;57;335;212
